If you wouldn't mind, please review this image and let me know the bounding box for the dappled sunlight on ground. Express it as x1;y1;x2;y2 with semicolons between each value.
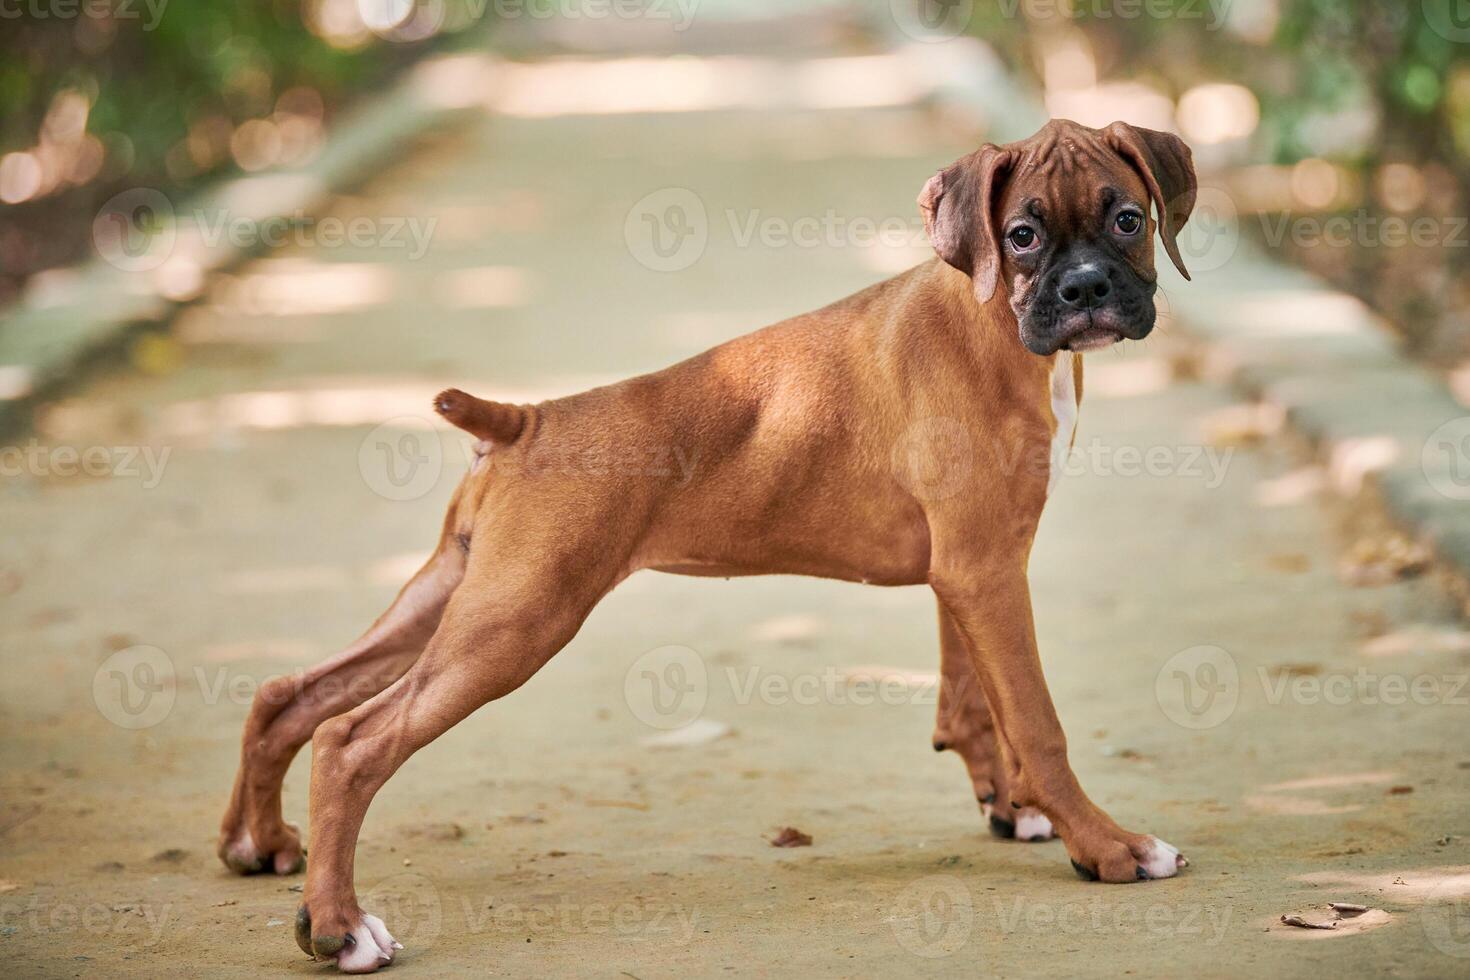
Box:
1221;291;1379;338
202;638;324;664
205;258;396;317
1254;466;1327;508
487;54;926;117
747;613;826;644
216;550;429;599
1082;358;1175;399
436;265;534;310
1245;771;1400;816
1298;866;1470;902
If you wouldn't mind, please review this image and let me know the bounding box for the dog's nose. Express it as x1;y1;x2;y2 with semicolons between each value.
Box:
1056;265;1111;310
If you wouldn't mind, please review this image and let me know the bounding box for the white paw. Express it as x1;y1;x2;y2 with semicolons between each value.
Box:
1015;812;1055;842
1137;836;1187;879
335;913;401;974
221;825;304;875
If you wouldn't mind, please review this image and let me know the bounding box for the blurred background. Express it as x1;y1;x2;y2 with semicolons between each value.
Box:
4;2;1470;976
4;0;1470;362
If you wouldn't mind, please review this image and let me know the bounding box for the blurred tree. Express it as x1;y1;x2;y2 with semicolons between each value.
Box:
0;0;473;305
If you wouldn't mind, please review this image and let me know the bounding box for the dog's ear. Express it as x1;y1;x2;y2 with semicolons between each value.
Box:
1103;122;1197;280
918;144;1012;303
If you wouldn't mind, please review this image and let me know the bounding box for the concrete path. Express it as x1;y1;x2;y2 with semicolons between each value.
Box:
3;15;1469;979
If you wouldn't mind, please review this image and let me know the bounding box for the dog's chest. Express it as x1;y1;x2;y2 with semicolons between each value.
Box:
1048;351;1078;495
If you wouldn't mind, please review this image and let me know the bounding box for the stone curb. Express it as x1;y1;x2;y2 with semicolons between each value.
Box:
883;26;1470;589
0;43;496;441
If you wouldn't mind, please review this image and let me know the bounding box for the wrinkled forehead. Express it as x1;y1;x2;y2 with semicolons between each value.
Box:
997;130;1148;228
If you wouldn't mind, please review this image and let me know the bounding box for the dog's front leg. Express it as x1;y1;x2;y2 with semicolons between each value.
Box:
933;603;1054;842
929;556;1186;882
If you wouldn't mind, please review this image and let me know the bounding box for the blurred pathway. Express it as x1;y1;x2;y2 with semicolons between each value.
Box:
3;11;1469;978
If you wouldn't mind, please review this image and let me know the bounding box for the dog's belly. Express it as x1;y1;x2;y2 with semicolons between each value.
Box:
647;551;927;586
638;486;933;586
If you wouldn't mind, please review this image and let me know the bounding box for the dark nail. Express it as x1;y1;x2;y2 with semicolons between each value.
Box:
1071;859;1098;881
989;814;1016;839
294;906;313;957
1136;865;1149;880
932;741;948;752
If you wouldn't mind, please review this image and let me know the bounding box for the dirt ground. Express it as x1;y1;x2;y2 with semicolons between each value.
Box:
4;14;1470;980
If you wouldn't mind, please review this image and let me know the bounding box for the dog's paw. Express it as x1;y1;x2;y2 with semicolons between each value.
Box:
296;905;401;973
1068;833;1187;883
219;826;305;876
1135;836;1187;879
981;797;1055;842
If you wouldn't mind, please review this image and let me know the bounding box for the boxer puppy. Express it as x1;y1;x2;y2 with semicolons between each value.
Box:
218;118;1197;972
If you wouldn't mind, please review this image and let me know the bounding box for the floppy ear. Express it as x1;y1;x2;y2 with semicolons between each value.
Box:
1103;121;1197;280
918;144;1012;303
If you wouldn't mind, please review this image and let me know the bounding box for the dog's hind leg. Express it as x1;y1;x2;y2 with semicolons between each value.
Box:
218;543;465;876
933;602;1055;842
293;528;626;972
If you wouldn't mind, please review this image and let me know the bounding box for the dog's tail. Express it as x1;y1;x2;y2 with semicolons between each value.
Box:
434;388;527;444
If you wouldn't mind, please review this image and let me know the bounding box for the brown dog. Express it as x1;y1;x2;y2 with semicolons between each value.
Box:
219;117;1197;972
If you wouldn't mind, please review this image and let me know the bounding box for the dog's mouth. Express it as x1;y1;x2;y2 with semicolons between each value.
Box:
1061;325;1123;352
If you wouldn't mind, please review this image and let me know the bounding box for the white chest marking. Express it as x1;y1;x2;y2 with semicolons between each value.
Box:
1048;350;1078;496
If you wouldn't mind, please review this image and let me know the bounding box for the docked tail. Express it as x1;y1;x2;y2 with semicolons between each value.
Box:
434;388;526;444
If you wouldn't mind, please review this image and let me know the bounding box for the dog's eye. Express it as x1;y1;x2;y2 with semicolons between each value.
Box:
1007;226;1038;251
1114;210;1143;235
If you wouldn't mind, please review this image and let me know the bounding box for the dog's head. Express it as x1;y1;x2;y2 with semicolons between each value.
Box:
919;119;1197;355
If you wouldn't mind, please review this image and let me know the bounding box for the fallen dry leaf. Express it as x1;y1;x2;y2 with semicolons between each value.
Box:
1275;904;1392;938
401;821;464;841
639;718;732;748
1281;914;1336;930
1267;553;1311;574
1265;663;1321;679
1361;627;1470;657
1339;536;1432;587
1201;402;1284;448
1387;785;1414;795
769;827;812;848
585;798;650;811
